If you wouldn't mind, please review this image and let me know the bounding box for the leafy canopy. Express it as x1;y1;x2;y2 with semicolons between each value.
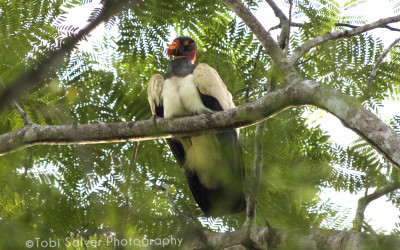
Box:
0;0;400;248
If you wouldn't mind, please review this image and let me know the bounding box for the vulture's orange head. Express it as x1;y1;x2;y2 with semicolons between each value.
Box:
167;36;197;63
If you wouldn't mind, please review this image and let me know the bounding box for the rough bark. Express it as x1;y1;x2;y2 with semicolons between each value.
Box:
183;225;400;249
2;78;400;170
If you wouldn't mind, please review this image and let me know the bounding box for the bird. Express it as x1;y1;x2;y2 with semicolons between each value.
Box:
147;36;246;217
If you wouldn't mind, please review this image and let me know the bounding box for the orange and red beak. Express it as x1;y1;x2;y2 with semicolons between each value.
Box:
167;40;180;56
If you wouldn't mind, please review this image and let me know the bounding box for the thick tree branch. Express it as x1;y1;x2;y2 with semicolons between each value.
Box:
289;14;400;65
353;181;400;232
185;224;400;249
367;37;400;92
221;0;283;64
0;0;136;112
2;79;400;171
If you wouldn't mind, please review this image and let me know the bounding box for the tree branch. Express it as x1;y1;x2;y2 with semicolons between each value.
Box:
335;23;400;32
269;22;400;32
0;0;136;112
265;0;287;21
130;141;139;166
269;22;303;31
264;0;290;50
2;79;400;170
185;224;400;249
9;100;34;126
289;14;400;65
221;0;283;64
246;121;266;223
367;37;400;92
353;181;400;232
286;0;293;52
0;79;33;126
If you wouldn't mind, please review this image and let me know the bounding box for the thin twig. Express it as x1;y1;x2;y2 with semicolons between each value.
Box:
0;79;33;126
264;0;290;50
270;22;400;32
367;37;400;92
335;23;400;32
130;141;140;166
353;181;400;232
269;22;303;31
289;14;400;64
246;121;267;223
122;141;140;225
10;100;33;126
285;0;293;53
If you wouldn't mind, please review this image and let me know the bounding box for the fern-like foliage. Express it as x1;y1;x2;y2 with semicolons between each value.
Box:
290;0;400;113
329;138;395;195
390;115;400;133
0;0;79;84
319;202;353;230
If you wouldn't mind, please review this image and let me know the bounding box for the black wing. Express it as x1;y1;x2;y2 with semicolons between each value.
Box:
185;93;246;216
153;100;187;168
162;92;245;216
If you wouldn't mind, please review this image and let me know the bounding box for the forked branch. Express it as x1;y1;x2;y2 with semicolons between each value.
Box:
353;181;400;232
289;14;400;64
264;0;290;49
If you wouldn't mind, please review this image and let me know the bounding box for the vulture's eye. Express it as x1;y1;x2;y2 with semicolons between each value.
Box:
183;40;189;46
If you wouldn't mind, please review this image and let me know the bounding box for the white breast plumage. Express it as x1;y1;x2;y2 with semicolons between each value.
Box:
162;75;211;119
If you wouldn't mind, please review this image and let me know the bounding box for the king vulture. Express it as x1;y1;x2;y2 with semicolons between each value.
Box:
147;36;246;217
